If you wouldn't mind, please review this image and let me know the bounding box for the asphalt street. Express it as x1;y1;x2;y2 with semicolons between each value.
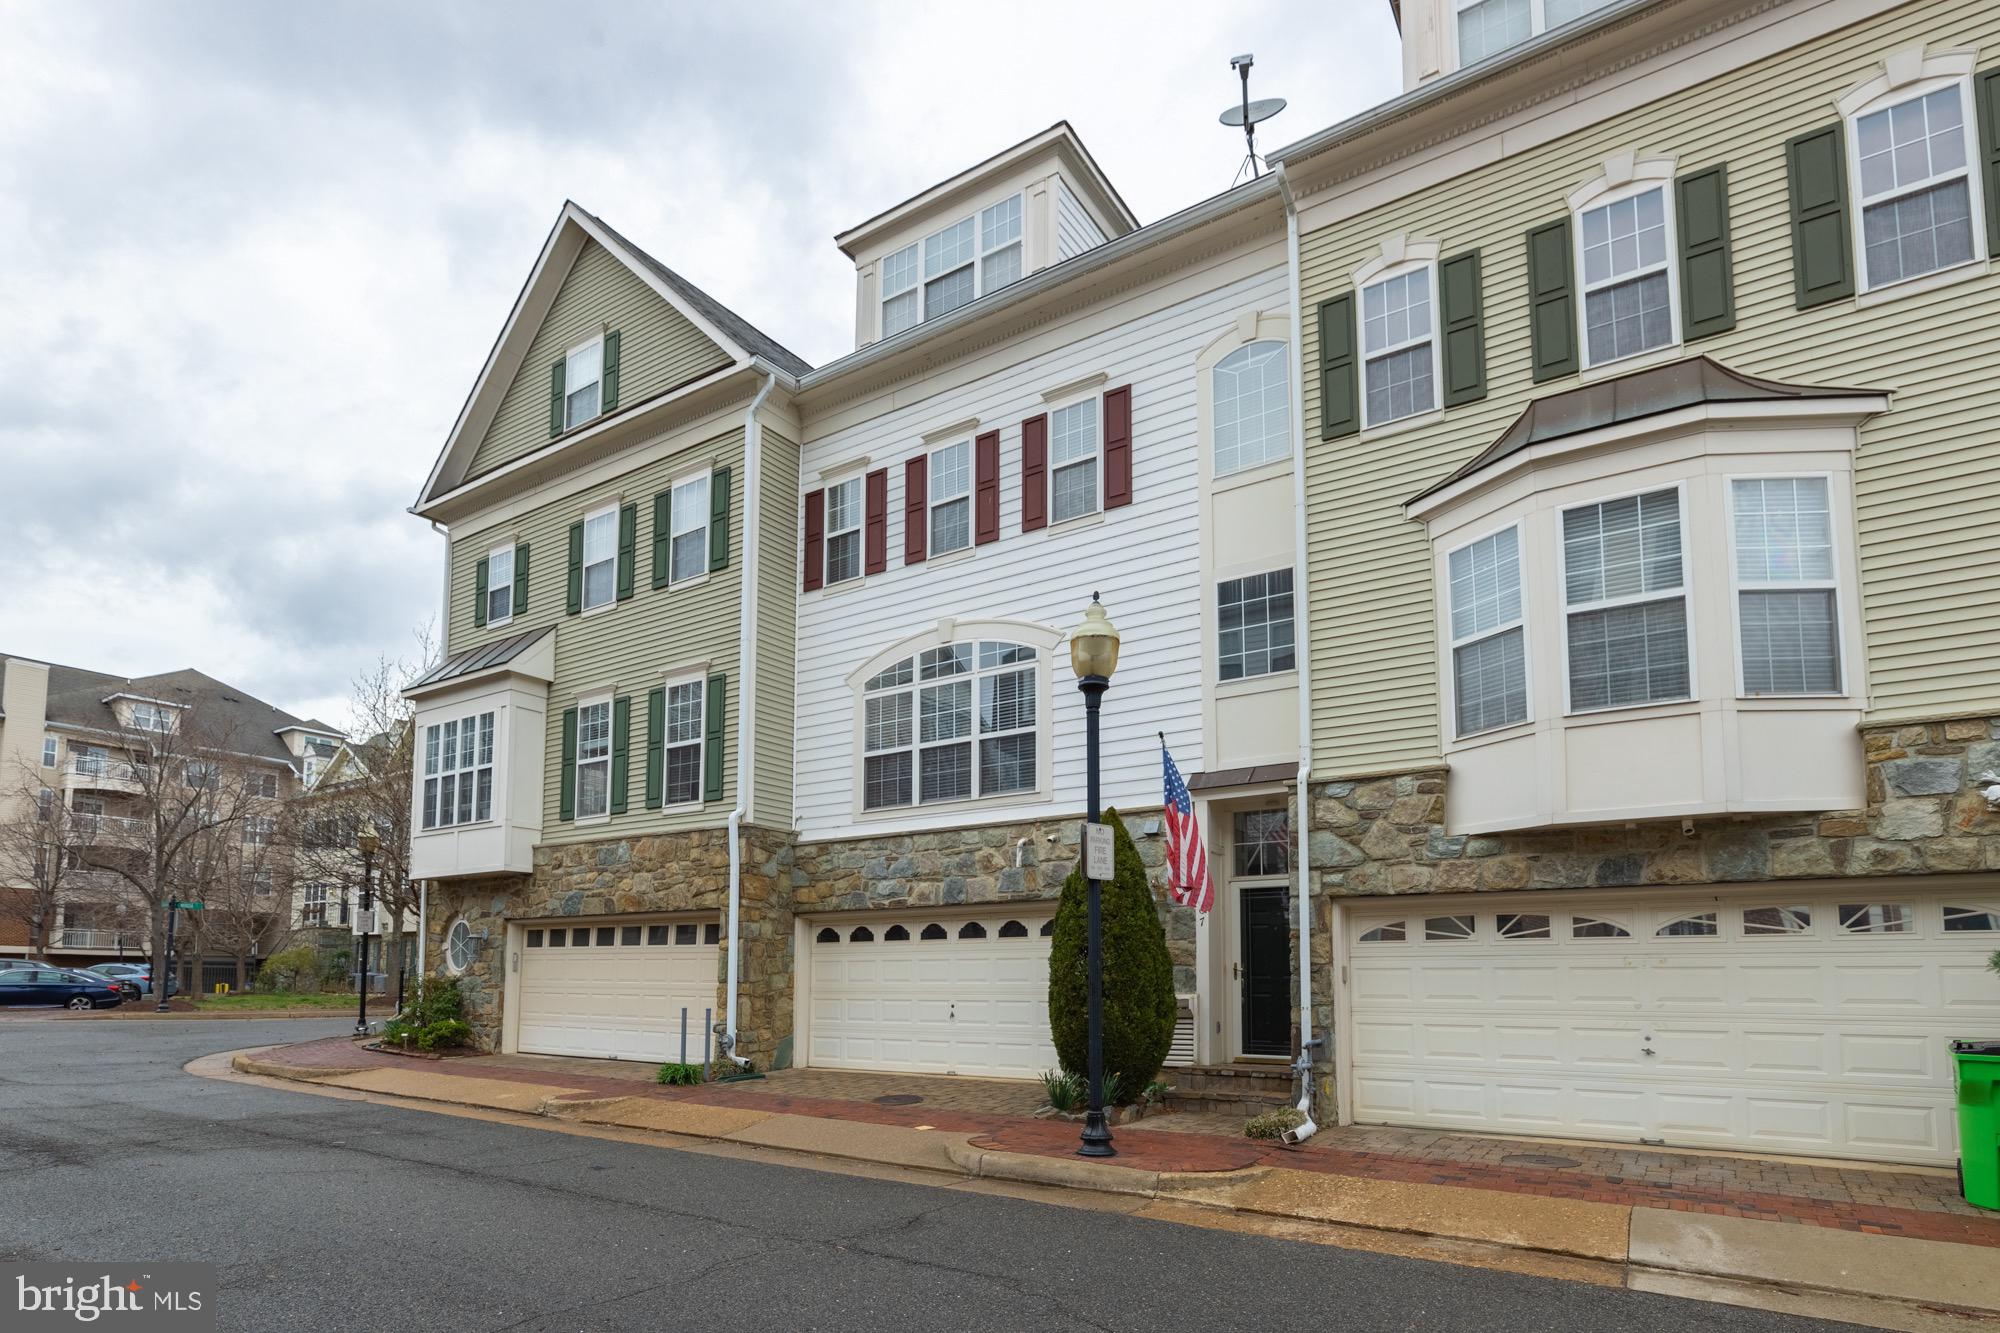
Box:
0;1017;1861;1332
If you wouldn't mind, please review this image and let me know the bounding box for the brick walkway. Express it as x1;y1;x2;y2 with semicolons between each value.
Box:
258;1036;2000;1246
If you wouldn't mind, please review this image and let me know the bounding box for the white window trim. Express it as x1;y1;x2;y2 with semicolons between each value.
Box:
877;191;1027;341
563;334;605;431
580;500;619;614
1355;256;1443;431
573;693;614;825
1442;518;1534;741
1840;64;1988;296
486;541;516;627
40;737;56;768
927;438;974;557
881;244;920;340
1045;391;1103;527
1724;471;1848;700
823;474;864;588
1568;158;1683;370
1215;566;1300;686
659;670;706;811
1555;479;1698;717
667;468;712;588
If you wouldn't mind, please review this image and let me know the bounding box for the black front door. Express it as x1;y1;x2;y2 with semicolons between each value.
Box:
1238;886;1290;1057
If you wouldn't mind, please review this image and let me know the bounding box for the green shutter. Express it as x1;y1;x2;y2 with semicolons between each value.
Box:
1785;123;1854;309
708;466;732;572
610;695;630;815
616;502;637;601
1438;250;1487;407
548;359;566;438
472;557;489;627
703;674;725;803
644;686;665;809
1977;68;2000;259
651;491;671;588
1676;164;1736;340
1316;294;1358;440
602;330;622;413
1526;218;1578;381
565;521;584;616
512;542;529;613
558;707;577;821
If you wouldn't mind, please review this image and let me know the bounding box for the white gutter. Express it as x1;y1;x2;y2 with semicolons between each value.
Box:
722;367;778;1065
1275;162;1318;1145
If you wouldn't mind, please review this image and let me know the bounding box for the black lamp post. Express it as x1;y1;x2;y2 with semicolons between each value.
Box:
1069;594;1122;1158
353;825;379;1036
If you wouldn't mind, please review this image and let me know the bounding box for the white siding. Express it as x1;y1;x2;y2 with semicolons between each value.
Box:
1056;178;1107;261
794;260;1289;840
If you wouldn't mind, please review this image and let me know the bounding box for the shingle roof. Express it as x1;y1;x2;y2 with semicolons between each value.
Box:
407;626;553;692
1411;356;1882;504
3;656;336;766
576;206;813;379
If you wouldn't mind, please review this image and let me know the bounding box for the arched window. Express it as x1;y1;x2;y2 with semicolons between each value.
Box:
884;924;910;941
861;640;1041;810
920;923;948;941
1212;341;1290;477
849;926;875;943
958;921;987;939
998;920;1028;938
816;927;840;944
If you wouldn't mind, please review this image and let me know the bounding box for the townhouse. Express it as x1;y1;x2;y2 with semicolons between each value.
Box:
1274;0;2000;1164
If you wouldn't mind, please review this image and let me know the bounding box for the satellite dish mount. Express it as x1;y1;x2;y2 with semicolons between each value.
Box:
1220;54;1287;186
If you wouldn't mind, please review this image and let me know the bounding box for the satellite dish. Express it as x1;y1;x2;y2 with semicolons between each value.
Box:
1220;97;1288;128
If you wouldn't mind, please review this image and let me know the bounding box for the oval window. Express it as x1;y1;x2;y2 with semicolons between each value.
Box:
446;919;474;973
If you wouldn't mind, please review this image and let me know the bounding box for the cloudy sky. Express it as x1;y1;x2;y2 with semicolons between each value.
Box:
0;0;1400;730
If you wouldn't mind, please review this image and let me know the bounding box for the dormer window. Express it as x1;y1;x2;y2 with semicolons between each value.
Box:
564;337;603;429
879;193;1027;339
1454;0;1616;69
131;702;174;733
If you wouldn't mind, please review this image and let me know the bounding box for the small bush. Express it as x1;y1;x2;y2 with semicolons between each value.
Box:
1244;1107;1308;1141
1141;1080;1173;1106
380;977;472;1051
259;946;320;993
1040;1068;1084;1112
656;1063;703;1086
1988;949;1999;979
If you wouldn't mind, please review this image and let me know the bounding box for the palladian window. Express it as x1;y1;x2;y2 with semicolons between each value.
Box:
861;641;1040;811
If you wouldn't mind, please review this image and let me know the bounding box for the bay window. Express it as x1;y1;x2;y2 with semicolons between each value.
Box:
1730;477;1840;695
1561;487;1690;711
1446;525;1527;734
928;440;971;555
1049;398;1099;523
861;640;1040;811
580;502;618;610
421;710;494;830
574;698;611;821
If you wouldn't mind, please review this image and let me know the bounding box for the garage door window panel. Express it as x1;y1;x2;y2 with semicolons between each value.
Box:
1943;905;2000;932
1656;911;1717;937
1571;915;1631;938
1561;486;1692;712
1359;921;1407;942
526;929;544;947
1841;903;1912;933
1744;906;1813;935
885;924;909;941
1425;915;1475;941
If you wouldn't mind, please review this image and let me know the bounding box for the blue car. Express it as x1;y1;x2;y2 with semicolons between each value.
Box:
84;963;175;997
0;968;124;1010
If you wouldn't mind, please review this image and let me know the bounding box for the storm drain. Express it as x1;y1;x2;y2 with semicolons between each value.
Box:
873;1094;924;1106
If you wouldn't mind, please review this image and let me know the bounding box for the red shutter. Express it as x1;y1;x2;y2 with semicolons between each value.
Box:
802;489;824;592
1019;414;1048;532
974;431;1001;545
903;456;927;565
864;468;888;575
1103;385;1133;510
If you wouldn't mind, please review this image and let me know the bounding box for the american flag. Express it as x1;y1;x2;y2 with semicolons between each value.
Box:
1161;741;1212;913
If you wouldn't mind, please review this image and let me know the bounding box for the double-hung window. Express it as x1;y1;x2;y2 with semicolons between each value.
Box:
881;243;921;338
574;699;612;821
1455;0;1615;68
979;195;1024;290
580;503;618;610
1851;82;1980;290
1360;267;1437;427
132;702;174;732
824;476;863;585
1578;185;1675;366
662;679;704;806
486;544;514;624
1048;398;1100;523
669;472;710;584
243;815;275;846
1730;477;1841;695
1447;525;1528;734
928;440;972;555
1211;341;1290;477
421;711;494;830
923;217;978;320
861;641;1039;810
40;737;56;768
1218;569;1296;682
1562;487;1691;711
564;338;603;429
879;192;1028;338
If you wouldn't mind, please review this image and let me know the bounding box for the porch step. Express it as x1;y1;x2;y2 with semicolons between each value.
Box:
1162;1063;1295;1117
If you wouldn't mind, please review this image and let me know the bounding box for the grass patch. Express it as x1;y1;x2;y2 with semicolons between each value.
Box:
194;992;361;1010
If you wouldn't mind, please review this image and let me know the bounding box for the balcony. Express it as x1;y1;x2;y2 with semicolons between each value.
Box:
63;760;147;794
77;814;150;846
52;928;144;952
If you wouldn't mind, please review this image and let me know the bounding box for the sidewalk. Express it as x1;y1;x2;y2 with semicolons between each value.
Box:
233;1037;2000;1320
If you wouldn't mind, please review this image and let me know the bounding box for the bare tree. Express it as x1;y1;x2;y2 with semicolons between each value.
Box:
0;761;115;954
195;799;295;989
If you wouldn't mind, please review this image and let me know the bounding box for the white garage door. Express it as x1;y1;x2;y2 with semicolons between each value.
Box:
806;911;1057;1079
1346;889;2000;1164
518;918;718;1062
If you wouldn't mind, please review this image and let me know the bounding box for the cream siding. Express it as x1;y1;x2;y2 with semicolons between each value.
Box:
1298;0;2000;775
793;258;1289;841
754;428;800;828
446;427;746;842
1057;178;1107;260
465;240;733;480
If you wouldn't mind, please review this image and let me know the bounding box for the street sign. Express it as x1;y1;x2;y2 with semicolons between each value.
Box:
1083;822;1114;880
171;900;204;911
351;908;376;937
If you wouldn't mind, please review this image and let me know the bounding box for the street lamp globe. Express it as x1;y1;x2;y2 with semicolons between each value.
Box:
356;825;380;857
1068;594;1121;681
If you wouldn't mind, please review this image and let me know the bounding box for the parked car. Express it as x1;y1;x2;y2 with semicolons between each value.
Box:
0;968;124;1010
85;963;174;997
0;958;57;972
77;970;142;1001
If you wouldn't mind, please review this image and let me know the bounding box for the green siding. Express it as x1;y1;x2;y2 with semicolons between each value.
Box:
447;426;748;842
1297;2;2000;775
465;239;733;480
753;428;800;828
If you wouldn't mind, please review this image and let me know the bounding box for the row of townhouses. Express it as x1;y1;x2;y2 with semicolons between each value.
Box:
406;0;2000;1166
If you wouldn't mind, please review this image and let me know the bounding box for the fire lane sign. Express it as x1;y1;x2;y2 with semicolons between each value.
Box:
1083;822;1114;880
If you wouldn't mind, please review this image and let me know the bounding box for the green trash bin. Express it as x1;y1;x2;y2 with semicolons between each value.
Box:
1954;1040;2000;1211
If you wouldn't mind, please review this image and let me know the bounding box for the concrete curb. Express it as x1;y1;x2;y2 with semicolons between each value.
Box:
232;1053;370;1082
945;1139;1162;1197
86;1008;365;1020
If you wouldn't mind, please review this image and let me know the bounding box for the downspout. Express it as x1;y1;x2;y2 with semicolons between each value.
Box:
1276;163;1318;1144
424;518;449;984
723;368;778;1066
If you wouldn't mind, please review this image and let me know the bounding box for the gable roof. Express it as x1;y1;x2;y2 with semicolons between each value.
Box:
416;202;811;509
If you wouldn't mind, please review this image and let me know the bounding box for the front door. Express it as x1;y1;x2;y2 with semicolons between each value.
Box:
1237;886;1290;1057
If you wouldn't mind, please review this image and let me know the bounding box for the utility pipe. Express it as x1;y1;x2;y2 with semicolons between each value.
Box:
722;367;778;1066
